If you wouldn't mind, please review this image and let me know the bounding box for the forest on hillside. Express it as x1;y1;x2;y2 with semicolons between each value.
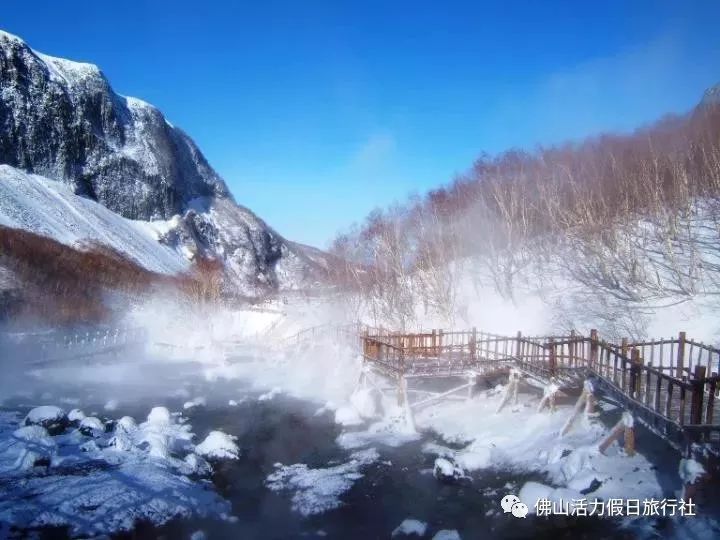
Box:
330;94;720;333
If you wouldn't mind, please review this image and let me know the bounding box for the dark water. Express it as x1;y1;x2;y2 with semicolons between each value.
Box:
0;372;700;540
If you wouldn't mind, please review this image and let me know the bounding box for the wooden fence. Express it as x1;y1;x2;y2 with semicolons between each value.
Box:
359;328;720;446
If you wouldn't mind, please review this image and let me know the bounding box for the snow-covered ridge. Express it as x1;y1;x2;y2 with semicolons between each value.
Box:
36;52;104;88
0;29;24;44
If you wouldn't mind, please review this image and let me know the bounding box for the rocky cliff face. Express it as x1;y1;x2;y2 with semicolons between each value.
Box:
0;30;325;295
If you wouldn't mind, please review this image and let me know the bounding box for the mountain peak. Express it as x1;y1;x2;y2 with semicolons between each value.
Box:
701;82;720;107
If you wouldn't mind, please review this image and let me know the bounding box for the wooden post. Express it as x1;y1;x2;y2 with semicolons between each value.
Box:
438;330;444;358
470;327;477;361
515;331;522;359
537;378;559;413
497;369;520;413
621;338;628;359
690;365;707;427
708;376;717;424
362;328;369;359
598;420;624;454
548;338;556;377
570;330;576;368
624;417;636;457
467;371;477;401
432;329;437;357
561;387;587;436
630;349;641;399
599;412;634;456
677;331;687;378
584;385;596;418
589;329;598;371
561;379;597;436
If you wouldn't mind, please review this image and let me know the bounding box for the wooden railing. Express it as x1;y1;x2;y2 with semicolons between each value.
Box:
1;327;148;364
359;328;720;443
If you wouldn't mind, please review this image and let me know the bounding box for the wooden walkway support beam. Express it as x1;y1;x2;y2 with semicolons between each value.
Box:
677;331;687;379
598;411;635;456
496;369;521;413
560;380;595;436
537;378;559;413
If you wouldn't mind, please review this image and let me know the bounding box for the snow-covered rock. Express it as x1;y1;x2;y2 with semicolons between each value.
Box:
8;425;56;470
79;416;106;437
0;405;232;536
116;416;137;432
137;407;193;459
24;406;67;435
433;457;466;482
679;458;706;485
107;430;134;452
67;409;85;424
266;448;379;516
146;407;172;425
392;519;428;537
195;430;239;460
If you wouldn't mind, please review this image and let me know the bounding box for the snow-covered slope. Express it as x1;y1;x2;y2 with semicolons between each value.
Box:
0;165;187;274
0;29;326;295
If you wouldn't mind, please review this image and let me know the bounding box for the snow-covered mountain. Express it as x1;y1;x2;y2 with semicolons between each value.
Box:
0;30;325;295
701;82;720;107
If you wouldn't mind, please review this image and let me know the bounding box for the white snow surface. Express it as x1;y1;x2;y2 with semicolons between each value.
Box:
266;448;380;516
0;165;188;274
413;385;662;505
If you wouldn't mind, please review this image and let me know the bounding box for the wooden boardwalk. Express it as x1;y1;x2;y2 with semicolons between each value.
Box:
359;328;720;453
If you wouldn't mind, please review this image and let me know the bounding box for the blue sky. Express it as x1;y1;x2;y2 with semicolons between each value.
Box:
3;1;720;247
